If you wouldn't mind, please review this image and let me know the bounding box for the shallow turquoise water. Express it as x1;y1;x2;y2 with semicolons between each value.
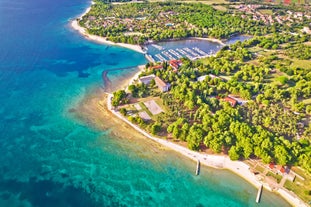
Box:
0;0;291;206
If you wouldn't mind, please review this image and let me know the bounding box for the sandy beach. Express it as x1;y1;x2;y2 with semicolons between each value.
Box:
73;74;307;207
100;68;308;207
70;2;227;56
71;20;145;54
70;2;308;207
106;94;308;207
70;2;145;54
193;37;226;46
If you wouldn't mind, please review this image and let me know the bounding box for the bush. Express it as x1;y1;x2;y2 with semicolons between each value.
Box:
120;108;127;116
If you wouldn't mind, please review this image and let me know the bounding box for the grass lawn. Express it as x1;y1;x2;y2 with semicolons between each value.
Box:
139;102;153;117
248;46;267;54
254;165;265;173
155;98;170;113
277;53;311;70
303;98;311;105
212;5;227;11
266;172;282;183
284;167;311;203
284;178;311;203
268;71;289;84
291;59;311;70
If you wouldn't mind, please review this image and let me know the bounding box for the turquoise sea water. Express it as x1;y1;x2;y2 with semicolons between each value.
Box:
0;0;291;206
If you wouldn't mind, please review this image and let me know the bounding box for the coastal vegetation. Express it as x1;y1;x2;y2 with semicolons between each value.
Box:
79;1;276;44
79;0;311;45
80;0;311;204
108;33;311;201
113;33;311;177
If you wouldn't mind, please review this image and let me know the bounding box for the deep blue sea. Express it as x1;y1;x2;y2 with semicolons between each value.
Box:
0;0;291;206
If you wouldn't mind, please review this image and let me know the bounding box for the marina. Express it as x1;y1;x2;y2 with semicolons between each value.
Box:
145;38;223;62
150;47;215;62
146;37;252;62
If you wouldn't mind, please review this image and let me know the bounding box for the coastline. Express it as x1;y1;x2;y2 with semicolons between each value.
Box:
70;20;228;56
106;92;308;207
70;2;228;56
70;2;145;54
70;2;308;207
71;20;145;54
193;37;226;46
103;68;308;207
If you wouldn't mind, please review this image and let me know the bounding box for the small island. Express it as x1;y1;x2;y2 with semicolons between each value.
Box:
73;0;311;206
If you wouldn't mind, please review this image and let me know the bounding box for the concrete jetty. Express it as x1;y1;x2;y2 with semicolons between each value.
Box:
256;184;263;203
196;160;200;175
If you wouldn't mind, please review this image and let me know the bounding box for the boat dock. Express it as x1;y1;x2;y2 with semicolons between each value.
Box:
151;44;164;50
152;47;213;62
162;51;174;60
196;160;200;175
145;54;155;63
193;47;207;56
256;184;263;203
155;54;167;62
168;49;182;59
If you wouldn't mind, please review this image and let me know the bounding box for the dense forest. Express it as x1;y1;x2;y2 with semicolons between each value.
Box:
112;33;311;173
79;1;280;44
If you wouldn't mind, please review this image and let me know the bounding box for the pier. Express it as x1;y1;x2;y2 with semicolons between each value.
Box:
162;51;174;60
145;54;155;63
196;160;200;175
151;47;213;62
256;184;263;203
155;54;166;62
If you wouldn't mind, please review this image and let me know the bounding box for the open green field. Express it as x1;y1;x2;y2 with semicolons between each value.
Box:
283;167;311;203
291;59;311;70
266;172;283;183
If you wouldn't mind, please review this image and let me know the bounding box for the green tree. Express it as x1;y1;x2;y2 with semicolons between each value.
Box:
229;146;240;160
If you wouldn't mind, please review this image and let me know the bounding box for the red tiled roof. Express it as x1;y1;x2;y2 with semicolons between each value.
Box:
150;65;163;70
169;60;182;69
223;97;237;107
169;59;182;65
170;62;179;69
277;165;286;173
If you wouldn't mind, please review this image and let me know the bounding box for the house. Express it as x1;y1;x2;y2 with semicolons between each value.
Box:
228;95;248;105
223;97;237;107
155;76;170;92
139;74;155;85
269;163;275;169
149;64;163;70
277;165;286;174
169;59;182;71
197;74;221;82
197;75;208;82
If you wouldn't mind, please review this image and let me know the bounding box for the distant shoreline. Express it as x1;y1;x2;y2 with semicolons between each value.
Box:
70;2;228;57
71;2;308;207
70;19;228;57
70;1;145;54
71;20;146;54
